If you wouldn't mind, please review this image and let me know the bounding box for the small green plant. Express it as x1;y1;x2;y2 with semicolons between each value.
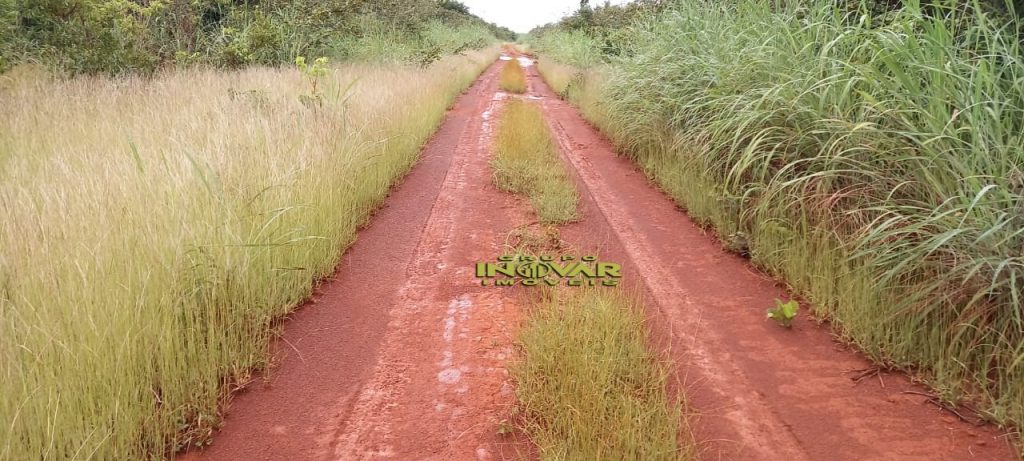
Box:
766;299;799;328
296;56;329;108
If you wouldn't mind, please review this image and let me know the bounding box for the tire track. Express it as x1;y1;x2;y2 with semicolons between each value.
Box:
526;59;1016;460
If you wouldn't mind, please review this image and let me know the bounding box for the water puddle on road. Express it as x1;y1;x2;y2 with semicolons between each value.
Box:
481;91;509;123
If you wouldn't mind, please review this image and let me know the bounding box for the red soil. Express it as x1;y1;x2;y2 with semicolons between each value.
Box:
184;53;1017;461
526;57;1017;460
182;60;531;461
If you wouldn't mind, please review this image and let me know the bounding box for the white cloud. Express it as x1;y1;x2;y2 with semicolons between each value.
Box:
461;0;634;34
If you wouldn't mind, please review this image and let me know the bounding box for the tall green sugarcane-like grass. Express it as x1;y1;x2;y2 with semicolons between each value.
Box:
0;48;497;459
566;0;1024;438
525;29;605;68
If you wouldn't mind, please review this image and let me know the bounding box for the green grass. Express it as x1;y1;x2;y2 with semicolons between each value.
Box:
333;19;497;65
493;99;579;224
543;0;1024;443
535;58;607;123
0;48;498;459
513;289;691;460
498;59;528;93
536;58;575;96
525;29;605;68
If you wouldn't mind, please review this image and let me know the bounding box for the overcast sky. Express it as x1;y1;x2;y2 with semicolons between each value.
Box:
462;0;634;34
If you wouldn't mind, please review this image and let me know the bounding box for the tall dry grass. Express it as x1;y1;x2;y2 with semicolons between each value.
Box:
513;289;691;460
535;58;606;123
492;100;578;224
535;58;576;96
0;48;497;459
498;59;527;94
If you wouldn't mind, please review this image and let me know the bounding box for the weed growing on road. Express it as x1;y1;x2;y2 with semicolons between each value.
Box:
499;59;527;94
513;289;692;460
767;299;800;329
493;100;578;224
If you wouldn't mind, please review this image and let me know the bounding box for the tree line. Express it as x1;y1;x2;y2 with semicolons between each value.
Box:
0;0;516;74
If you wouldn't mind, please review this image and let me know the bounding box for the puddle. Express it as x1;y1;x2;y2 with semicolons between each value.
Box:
516;56;534;67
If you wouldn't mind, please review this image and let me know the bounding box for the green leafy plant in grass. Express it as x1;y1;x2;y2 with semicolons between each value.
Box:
296;56;329;108
766;299;799;328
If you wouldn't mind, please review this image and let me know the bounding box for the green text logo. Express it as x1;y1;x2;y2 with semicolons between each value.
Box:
475;255;621;287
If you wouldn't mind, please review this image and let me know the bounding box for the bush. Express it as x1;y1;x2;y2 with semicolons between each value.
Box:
3;0;509;74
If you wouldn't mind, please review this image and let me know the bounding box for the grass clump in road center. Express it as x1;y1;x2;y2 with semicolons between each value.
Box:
513;289;691;460
493;100;578;224
499;59;528;94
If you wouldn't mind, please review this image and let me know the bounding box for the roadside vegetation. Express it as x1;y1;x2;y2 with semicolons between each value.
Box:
529;0;1024;446
0;0;504;457
0;0;514;74
0;49;498;460
534;58;576;97
493;100;579;224
499;58;527;93
513;289;690;460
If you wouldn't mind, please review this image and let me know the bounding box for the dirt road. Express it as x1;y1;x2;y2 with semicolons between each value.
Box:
186;55;1017;460
525;61;1016;459
184;60;530;460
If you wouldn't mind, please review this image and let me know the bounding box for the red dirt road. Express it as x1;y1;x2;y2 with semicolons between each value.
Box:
186;54;1017;461
184;60;531;460
525;59;1017;460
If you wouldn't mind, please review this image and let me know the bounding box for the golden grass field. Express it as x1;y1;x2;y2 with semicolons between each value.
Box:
0;48;498;459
